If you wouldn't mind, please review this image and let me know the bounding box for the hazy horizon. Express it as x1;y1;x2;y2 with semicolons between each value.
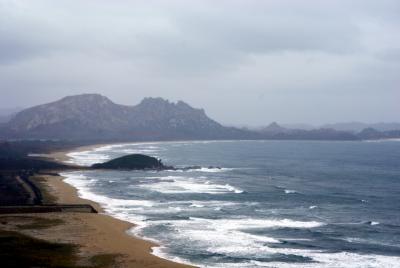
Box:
0;0;399;126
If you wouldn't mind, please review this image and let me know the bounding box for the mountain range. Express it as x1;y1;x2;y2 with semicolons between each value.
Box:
320;122;400;133
0;94;251;141
0;94;398;141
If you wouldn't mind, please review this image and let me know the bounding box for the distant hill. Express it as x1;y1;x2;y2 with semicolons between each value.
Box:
257;122;357;140
260;122;289;134
321;122;400;133
356;128;400;140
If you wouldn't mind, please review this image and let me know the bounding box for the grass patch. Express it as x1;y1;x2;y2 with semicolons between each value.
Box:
0;216;64;230
89;253;122;268
0;230;120;268
0;229;80;268
17;217;64;230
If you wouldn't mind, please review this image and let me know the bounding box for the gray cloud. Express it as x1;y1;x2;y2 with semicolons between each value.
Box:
0;0;399;125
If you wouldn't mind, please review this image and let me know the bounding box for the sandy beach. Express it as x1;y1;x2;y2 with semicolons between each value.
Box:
41;145;194;268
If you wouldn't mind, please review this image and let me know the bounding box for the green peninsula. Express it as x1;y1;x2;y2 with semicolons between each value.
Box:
91;154;168;170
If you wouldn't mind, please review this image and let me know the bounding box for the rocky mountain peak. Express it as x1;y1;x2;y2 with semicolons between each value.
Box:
8;94;124;132
134;98;205;116
262;122;287;133
139;97;171;105
57;94;114;107
137;98;194;110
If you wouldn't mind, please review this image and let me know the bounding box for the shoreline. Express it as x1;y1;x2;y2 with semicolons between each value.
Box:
48;139;260;165
45;143;194;268
49;142;121;164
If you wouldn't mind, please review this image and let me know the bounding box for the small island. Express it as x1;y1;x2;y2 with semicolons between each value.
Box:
91;154;170;170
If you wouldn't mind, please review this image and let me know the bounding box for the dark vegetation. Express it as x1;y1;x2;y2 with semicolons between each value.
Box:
0;204;97;214
0;217;119;268
0;170;53;206
0;158;67;171
0;215;64;230
0;229;79;268
0;140;84;171
16;217;64;230
0;140;86;158
91;153;223;172
0;140;98;209
92;154;169;170
0;172;33;205
0;140;80;205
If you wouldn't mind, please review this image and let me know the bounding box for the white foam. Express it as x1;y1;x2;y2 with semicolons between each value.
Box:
343;237;396;248
66;151;111;166
149;217;327;266
188;217;325;229
124;200;239;217
370;221;380;226
173;223;400;268
151;246;195;267
190;203;205;208
139;176;243;195
60;171;154;224
309;205;318;209
284;189;297;194
153;220;281;262
189;167;233;173
154;217;323;248
174;200;240;210
197;245;400;268
167;167;233;173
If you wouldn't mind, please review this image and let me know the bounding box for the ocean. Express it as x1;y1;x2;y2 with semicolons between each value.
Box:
61;140;400;268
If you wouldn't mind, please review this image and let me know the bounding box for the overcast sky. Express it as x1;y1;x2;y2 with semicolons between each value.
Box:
0;0;399;126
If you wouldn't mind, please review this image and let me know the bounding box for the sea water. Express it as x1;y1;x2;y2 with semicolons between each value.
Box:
61;140;400;267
